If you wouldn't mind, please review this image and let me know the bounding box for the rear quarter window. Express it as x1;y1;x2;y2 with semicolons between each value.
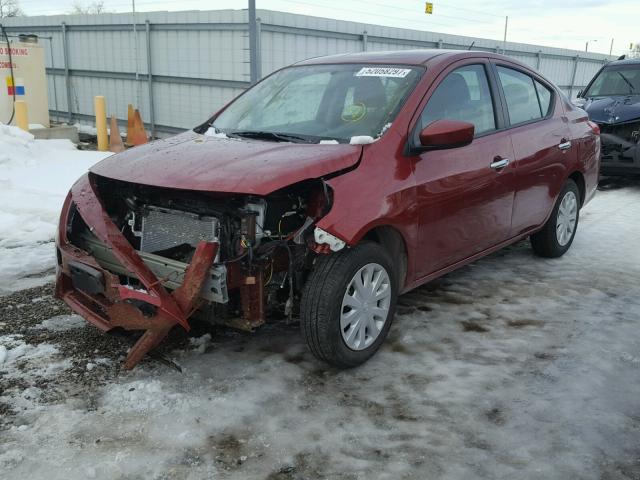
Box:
534;80;553;116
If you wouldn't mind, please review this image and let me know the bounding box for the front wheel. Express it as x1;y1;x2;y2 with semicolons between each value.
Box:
300;242;397;368
530;179;580;258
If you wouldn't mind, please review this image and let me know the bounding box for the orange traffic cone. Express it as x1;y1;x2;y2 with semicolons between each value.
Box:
109;115;125;153
133;108;148;145
126;104;148;146
125;104;135;146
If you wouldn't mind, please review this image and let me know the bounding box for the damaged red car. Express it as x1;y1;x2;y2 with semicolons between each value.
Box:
55;50;600;369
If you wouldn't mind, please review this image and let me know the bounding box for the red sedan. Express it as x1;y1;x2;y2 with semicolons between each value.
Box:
55;50;600;368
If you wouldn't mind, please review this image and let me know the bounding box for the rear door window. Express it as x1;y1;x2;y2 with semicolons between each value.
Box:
497;66;546;125
420;64;496;136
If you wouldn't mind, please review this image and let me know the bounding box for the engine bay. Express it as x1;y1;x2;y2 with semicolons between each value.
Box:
66;174;332;331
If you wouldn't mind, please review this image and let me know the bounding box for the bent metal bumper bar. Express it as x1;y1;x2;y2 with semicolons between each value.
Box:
76;230;229;304
55;174;217;369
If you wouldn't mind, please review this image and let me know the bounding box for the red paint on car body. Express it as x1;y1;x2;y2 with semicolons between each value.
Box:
418;119;475;148
90;132;363;195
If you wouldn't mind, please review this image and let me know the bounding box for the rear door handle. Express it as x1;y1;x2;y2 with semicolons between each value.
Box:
558;140;572;151
490;157;510;170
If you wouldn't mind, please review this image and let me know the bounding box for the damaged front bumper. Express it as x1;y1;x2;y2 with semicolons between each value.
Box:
55;174;219;369
56;172;340;368
597;120;640;175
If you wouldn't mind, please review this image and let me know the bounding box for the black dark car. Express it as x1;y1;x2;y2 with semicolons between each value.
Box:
576;57;640;175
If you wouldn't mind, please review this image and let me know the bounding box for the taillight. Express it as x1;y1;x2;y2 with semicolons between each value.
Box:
587;120;600;135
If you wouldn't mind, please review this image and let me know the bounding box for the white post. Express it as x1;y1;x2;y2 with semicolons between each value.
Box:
132;0;140;107
248;0;260;84
502;16;508;54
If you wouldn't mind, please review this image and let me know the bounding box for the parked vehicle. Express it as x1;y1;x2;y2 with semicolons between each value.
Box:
576;57;640;175
55;50;600;369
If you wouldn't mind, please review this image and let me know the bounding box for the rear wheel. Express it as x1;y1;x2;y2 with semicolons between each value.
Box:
300;242;397;368
530;179;580;258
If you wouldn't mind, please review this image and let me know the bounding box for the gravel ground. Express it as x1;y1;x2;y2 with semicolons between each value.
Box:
0;284;240;427
0;285;126;421
1;181;640;480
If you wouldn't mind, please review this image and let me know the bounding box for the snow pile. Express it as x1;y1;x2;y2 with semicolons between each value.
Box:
73;122;98;135
0;124;111;294
349;135;376;145
73;122;125;137
378;122;392;136
35;314;87;332
204;126;228;139
189;333;212;354
0;334;71;380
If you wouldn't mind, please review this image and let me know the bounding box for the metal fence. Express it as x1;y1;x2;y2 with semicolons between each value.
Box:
2;9;613;136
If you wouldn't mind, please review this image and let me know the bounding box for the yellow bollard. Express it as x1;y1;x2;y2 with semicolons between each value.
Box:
15;101;29;132
94;96;108;152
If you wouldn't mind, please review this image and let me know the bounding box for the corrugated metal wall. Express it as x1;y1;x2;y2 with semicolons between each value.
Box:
2;9;613;135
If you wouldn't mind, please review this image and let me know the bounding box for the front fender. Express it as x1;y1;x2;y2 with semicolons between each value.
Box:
314;144;419;284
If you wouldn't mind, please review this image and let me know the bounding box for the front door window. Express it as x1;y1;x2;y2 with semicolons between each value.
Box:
419;64;497;136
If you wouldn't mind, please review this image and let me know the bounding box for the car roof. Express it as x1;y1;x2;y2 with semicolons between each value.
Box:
605;57;640;67
294;49;506;67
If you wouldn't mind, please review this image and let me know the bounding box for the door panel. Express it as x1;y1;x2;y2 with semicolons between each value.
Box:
411;62;516;277
508;118;574;235
414;134;515;276
492;65;576;235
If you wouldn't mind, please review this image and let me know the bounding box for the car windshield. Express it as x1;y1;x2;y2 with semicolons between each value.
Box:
583;64;640;97
211;64;423;143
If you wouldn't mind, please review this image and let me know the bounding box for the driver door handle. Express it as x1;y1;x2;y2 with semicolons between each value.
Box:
558;139;572;151
490;157;510;170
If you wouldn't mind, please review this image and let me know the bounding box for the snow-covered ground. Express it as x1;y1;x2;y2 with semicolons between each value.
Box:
0;124;111;294
0;123;639;478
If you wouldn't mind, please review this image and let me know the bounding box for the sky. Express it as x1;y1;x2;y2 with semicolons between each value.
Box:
8;0;640;56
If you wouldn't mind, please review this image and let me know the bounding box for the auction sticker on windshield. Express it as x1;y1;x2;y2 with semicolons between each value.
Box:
355;67;412;77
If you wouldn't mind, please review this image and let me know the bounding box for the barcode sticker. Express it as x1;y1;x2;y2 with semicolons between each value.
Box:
355;67;412;78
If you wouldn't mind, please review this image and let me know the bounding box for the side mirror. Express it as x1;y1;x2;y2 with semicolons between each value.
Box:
418;119;475;150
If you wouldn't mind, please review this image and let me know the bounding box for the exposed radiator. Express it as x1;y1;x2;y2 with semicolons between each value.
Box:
140;206;219;253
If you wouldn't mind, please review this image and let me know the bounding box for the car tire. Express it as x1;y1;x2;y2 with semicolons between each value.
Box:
300;242;397;368
530;178;580;258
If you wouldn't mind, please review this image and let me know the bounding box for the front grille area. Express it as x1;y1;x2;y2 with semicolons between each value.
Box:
598;121;640;167
140;206;220;253
92;175;240;260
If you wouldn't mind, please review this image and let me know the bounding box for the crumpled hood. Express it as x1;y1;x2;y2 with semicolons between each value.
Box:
583;95;640;124
90;131;362;195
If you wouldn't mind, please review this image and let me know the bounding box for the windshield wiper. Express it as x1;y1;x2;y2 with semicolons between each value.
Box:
231;131;313;143
617;71;636;93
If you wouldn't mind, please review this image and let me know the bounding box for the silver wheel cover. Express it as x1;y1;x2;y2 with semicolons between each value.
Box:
556;190;578;246
340;263;392;351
